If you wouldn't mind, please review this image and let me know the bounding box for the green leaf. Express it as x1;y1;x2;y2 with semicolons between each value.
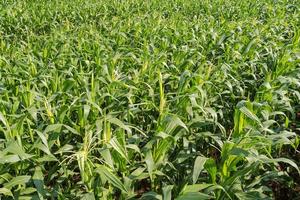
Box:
20;187;37;195
33;166;45;200
129;167;148;180
109;137;129;162
107;117;131;133
100;148;114;168
261;157;300;175
239;106;261;125
162;185;173;200
0;155;20;164
204;158;217;183
0;111;10;131
81;192;95;200
0;173;12;185
140;191;162;200
193;156;208;184
235;190;268;200
36;130;49;149
145;150;155;180
181;184;213;194
95;165;128;193
4;176;31;189
64;125;81;136
176;192;213;200
0;188;13;196
43;124;63;134
55;144;74;154
5;141;33;160
83;104;90;120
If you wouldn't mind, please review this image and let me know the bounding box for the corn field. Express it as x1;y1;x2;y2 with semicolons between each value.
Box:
0;0;300;199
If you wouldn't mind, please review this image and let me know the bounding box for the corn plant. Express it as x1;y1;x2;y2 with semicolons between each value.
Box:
0;0;300;199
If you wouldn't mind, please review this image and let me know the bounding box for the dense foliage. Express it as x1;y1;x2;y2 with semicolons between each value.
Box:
0;0;300;199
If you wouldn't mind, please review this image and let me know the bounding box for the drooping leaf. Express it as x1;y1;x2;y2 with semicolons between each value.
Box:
95;165;128;193
107;117;131;134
